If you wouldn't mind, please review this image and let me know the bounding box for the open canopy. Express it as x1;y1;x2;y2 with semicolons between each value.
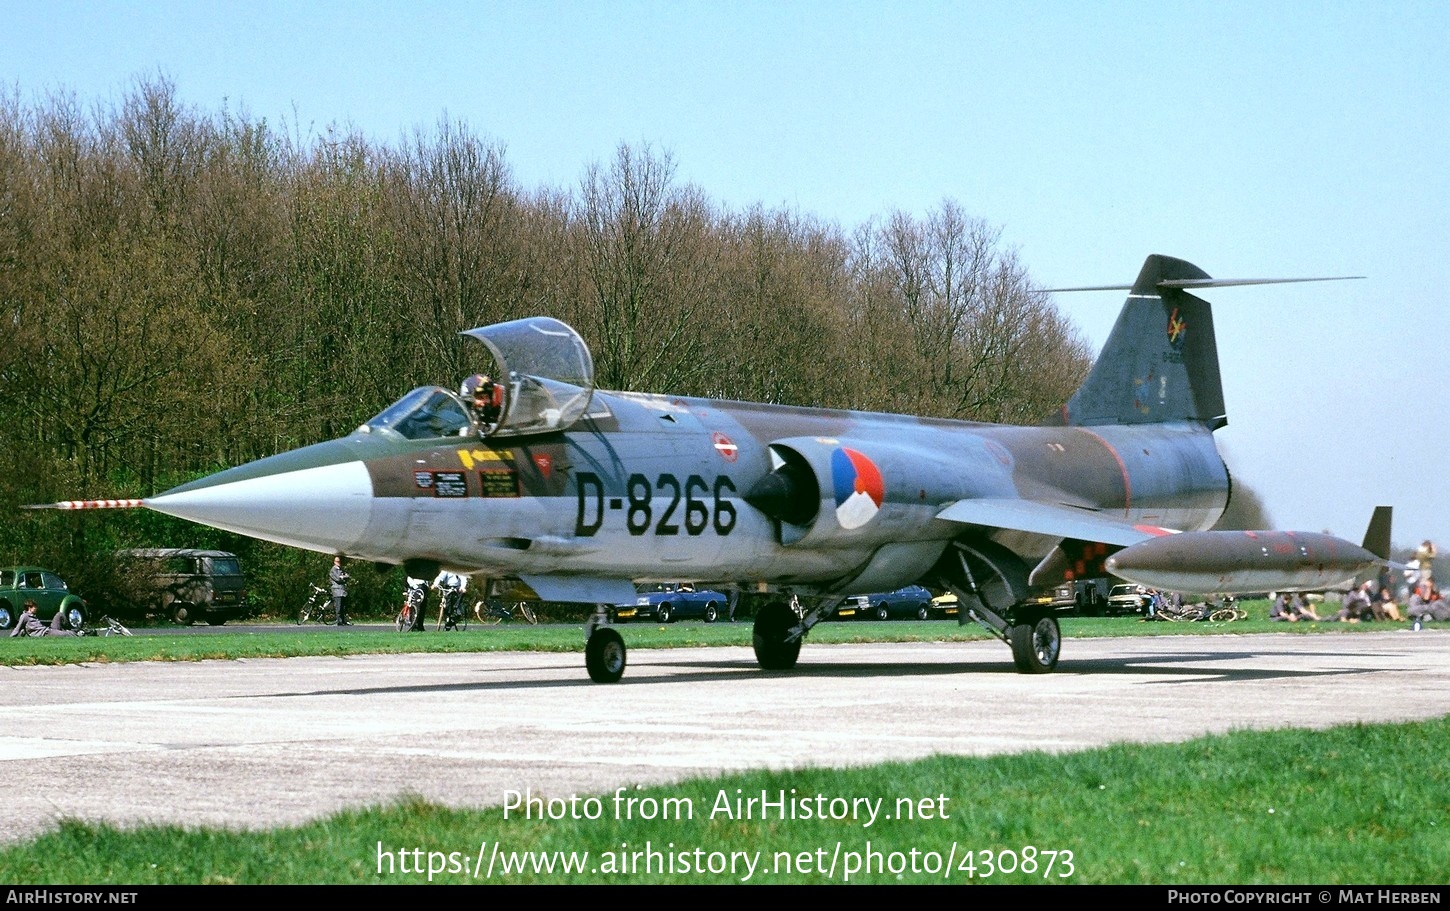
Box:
461;316;596;437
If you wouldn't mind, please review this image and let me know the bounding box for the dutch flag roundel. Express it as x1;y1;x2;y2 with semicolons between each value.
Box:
832;447;885;530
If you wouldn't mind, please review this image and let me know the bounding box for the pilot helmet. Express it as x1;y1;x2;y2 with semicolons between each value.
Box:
460;374;486;398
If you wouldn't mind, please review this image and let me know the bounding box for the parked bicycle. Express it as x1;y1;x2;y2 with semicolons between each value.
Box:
473;599;538;625
1145;592;1245;622
99;615;133;637
297;583;332;624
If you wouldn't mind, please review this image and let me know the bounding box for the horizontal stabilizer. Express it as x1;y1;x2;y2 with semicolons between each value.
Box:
936;498;1174;547
1046;275;1364;293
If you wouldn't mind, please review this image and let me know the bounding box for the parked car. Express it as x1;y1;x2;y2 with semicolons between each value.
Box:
1022;582;1076;613
1107;583;1154;616
114;548;249;625
841;585;935;621
930;592;960;619
617;584;728;623
0;567;88;631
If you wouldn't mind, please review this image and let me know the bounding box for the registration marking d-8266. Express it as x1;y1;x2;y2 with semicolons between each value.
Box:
574;472;737;537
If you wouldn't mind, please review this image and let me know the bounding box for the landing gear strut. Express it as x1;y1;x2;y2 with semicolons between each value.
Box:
937;538;1065;674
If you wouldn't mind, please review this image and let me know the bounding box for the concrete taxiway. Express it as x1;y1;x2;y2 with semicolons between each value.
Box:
2;632;1448;843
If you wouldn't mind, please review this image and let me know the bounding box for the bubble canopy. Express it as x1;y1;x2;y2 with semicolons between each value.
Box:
360;318;597;441
460;317;597;437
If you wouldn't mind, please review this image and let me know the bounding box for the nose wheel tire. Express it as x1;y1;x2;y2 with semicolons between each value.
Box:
1010;614;1060;673
752;602;802;670
585;628;627;683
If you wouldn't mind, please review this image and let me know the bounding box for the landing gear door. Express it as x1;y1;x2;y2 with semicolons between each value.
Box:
460;317;596;438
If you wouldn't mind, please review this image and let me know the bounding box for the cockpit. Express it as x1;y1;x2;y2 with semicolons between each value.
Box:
363;386;474;440
360;316;603;441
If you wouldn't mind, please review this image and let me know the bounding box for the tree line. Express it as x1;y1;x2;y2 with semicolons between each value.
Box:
0;76;1107;615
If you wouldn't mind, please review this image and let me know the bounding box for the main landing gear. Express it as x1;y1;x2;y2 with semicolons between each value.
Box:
577;578;1062;681
584;606;627;683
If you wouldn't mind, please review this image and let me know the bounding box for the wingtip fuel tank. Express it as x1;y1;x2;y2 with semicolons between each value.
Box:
1104;508;1392;594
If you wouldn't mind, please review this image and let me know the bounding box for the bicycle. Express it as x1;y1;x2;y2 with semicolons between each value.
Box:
1206;597;1248;622
396;583;425;632
437;586;468;631
1144;594;1207;622
297;583;332;624
99;615;133;637
473;599;538;625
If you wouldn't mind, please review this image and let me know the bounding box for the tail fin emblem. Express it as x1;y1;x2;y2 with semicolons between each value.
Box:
1166;307;1187;349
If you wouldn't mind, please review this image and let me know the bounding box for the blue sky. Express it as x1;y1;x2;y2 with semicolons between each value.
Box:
5;0;1447;549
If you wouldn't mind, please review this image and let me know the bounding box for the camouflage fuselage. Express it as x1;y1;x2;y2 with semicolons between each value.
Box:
165;388;1229;594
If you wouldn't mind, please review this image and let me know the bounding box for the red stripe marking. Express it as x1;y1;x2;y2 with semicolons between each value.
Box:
1073;428;1132;516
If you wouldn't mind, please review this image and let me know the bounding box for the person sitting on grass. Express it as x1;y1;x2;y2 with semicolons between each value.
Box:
1269;592;1320;622
1407;584;1450;630
1370;583;1402;622
8;600;85;637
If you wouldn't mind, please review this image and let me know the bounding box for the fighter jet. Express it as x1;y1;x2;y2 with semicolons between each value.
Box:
36;254;1380;682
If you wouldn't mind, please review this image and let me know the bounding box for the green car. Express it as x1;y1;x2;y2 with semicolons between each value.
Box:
0;567;88;632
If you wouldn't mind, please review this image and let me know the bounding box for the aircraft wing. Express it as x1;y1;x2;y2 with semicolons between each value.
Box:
935;498;1175;547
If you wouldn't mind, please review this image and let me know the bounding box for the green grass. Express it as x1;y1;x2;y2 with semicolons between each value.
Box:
2;719;1446;884
0;602;1402;666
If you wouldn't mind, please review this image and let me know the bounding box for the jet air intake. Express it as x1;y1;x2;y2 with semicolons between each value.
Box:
744;436;998;549
744;447;819;528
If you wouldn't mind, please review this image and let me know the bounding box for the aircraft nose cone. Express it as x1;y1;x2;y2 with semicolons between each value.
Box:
146;458;374;555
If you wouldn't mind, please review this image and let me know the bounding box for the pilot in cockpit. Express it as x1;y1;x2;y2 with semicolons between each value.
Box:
460;373;504;432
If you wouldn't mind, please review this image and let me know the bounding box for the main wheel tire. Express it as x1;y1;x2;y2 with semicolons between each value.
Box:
752;601;802;670
874;603;889;621
916;604;930;621
704;603;719;623
0;602;13;631
1010;614;1061;674
395;611;407;632
295;605;309;625
172;603;195;625
656;602;673;623
65;605;86;630
585;628;627;683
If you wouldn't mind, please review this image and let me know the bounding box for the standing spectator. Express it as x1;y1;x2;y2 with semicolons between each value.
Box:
433;570;467;629
1415;541;1437;592
330;556;352;626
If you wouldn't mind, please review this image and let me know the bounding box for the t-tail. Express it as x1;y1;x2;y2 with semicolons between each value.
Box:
1055;254;1225;429
1050;254;1362;429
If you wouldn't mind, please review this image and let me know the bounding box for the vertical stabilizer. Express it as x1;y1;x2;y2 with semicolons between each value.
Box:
1361;506;1393;561
1059;255;1226;428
